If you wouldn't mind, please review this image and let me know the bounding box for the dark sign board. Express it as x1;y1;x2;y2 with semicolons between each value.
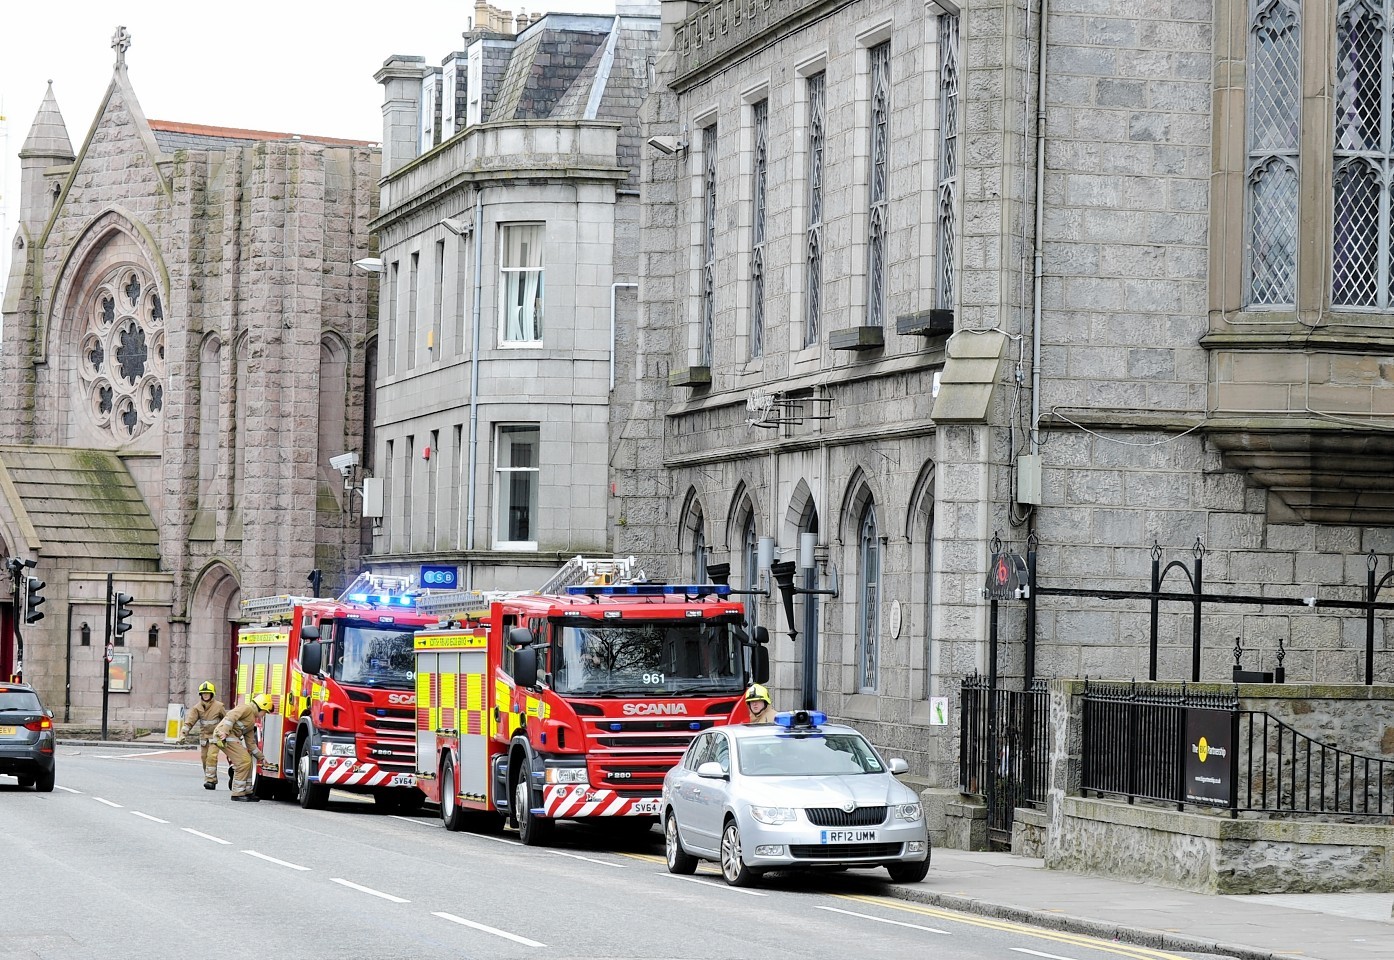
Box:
1184;707;1232;807
983;551;1029;600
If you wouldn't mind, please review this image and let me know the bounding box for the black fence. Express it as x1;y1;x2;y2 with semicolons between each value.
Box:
959;675;1049;844
1081;680;1394;818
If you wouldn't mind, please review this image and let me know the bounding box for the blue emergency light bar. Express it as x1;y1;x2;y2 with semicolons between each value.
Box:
566;583;731;597
774;710;826;729
348;593;416;606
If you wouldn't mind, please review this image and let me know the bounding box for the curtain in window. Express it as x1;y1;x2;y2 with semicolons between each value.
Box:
502;226;544;341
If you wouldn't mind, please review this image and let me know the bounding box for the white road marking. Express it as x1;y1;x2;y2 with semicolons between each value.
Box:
330;878;410;903
182;827;231;845
130;811;168;823
468;832;523;846
115;750;182;758
433;912;546;947
55;785;81;794
816;905;950;935
548;850;624;868
242;850;310;871
1010;949;1080;960
663;873;767;896
388;815;436;827
92;797;122;808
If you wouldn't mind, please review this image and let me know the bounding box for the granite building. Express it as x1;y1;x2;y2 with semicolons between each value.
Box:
629;0;1394;787
366;1;662;591
0;32;379;725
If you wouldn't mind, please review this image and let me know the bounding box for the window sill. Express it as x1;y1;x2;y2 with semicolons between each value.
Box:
670;366;712;389
829;326;885;352
493;542;538;552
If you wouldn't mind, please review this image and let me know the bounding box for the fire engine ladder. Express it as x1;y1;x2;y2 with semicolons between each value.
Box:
239;595;317;622
536;556;643;595
414;588;521;620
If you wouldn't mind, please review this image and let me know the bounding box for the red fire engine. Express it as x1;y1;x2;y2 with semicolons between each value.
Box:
412;558;770;844
236;575;438;810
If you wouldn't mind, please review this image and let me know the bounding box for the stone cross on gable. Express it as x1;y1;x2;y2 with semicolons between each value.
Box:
112;26;131;69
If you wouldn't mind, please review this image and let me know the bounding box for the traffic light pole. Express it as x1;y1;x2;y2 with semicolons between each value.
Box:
102;573;112;741
8;563;22;683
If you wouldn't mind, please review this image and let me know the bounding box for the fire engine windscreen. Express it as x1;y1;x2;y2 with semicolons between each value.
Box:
332;621;416;689
551;620;744;696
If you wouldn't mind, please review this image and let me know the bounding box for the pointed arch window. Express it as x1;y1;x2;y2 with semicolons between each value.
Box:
742;512;760;633
750;100;768;359
806;72;826;346
1245;0;1301;306
857;501;880;692
866;41;891;329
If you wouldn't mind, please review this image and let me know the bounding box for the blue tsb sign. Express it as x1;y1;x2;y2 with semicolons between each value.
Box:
420;564;458;589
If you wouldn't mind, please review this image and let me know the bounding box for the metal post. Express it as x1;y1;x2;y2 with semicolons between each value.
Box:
101;573;112;742
1191;540;1204;682
1024;534;1038;687
64;602;73;723
985;593;999;840
1149;543;1161;681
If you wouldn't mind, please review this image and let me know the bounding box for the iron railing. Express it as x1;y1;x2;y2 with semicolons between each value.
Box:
959;674;1049;844
1082;680;1394;818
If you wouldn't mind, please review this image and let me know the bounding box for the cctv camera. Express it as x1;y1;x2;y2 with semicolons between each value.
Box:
646;136;683;156
329;452;360;473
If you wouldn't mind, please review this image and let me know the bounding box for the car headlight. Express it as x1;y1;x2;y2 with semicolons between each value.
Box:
893;802;923;822
545;767;588;784
749;805;798;825
321;741;355;757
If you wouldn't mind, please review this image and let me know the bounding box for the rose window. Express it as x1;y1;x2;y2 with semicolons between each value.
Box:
80;266;165;441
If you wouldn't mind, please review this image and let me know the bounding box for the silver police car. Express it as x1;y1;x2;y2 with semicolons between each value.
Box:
661;710;930;886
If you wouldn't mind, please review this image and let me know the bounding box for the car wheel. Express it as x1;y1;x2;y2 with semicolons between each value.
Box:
719;820;757;887
665;813;698;875
886;858;931;883
440;757;466;832
296;748;329;810
513;778;553;846
34;767;54;793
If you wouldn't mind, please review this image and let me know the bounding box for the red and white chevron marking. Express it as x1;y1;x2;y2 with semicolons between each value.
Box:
542;784;661;818
317;756;406;789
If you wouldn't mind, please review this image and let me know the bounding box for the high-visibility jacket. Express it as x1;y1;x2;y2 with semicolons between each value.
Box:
181;698;227;739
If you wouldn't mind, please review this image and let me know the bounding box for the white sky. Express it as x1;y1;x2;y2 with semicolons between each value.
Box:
0;0;618;295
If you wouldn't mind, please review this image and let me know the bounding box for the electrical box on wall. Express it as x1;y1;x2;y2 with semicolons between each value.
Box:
362;477;384;519
1016;454;1042;505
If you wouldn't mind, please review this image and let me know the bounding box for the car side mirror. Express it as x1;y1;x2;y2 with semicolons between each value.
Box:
696;761;728;780
888;757;909;775
300;624;321;641
300;641;323;675
46;708;54;718
513;646;539;688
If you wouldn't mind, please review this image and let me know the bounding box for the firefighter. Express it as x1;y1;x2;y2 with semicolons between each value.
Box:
213;693;272;802
744;683;774;724
180;680;228;790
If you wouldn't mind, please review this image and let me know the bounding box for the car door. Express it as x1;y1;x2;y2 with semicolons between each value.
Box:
668;733;712;851
687;731;732;852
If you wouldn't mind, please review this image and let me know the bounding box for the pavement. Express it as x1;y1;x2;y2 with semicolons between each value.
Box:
58;737;1394;960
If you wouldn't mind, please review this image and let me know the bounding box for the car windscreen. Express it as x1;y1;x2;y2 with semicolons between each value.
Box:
736;733;886;776
0;690;43;712
549;619;745;697
332;621;416;689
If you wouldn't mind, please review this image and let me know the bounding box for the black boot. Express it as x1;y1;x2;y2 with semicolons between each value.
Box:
204;782;216;790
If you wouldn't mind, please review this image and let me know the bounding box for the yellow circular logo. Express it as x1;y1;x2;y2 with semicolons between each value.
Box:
1197;736;1209;762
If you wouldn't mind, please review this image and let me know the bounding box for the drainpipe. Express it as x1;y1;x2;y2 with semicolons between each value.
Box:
610;282;637;391
465;189;485;588
1030;0;1051;455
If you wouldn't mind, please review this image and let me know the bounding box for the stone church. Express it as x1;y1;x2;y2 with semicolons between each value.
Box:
0;30;379;726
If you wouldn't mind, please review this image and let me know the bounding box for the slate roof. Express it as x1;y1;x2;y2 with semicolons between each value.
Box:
0;446;159;562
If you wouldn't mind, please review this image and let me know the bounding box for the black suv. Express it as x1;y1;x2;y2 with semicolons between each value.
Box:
0;682;56;791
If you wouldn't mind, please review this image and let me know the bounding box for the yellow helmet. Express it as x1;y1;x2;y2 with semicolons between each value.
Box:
251;693;274;712
198;681;216;696
744;683;771;706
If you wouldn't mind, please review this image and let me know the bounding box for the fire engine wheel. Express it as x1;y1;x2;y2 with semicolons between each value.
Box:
296;749;330;810
440;758;466;831
513;778;553;846
720;820;758;887
664;814;697;875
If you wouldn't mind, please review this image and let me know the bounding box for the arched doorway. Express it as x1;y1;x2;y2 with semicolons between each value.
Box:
188;563;241;701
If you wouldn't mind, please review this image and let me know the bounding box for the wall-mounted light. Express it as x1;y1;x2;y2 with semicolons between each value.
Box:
353;258;385;274
646;135;687;156
79;622;91;647
442;217;470;236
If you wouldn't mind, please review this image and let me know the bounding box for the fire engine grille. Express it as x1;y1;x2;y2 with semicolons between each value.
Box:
581;716;709;794
805;806;887;827
788;843;903;860
591;762;671;797
362;707;415;772
594;735;692;749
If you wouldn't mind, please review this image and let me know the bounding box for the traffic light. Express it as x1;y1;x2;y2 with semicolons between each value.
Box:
24;576;45;624
114;592;134;641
